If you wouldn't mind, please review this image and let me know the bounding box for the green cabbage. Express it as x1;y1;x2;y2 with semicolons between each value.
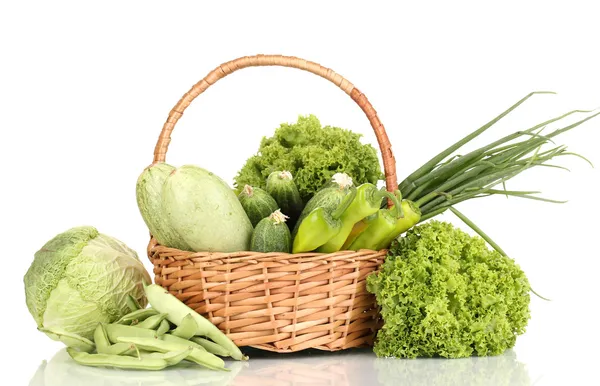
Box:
24;226;151;349
234;115;383;202
367;221;530;358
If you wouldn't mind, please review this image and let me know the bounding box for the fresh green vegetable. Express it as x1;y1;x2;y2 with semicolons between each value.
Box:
265;171;304;228
250;210;292;253
292;173;354;237
162;165;253;252
367;221;530;358
135;313;168;329
94;324;135;356
136;162;191;251
341;214;375;250
396;92;599;251
318;184;401;252
235;114;383;202
23;226;151;350
67;348;174;371
144;284;247;361
50;291;240;373
161;333;207;351
375;200;422;250
170;314;197;340
115;308;158;325
42;348;246;384
191;337;231;357
116;336;226;371
292;187;357;253
139;348;194;366
238;185;279;227
104;323;158;343
156;319;170;336
346;208;397;251
126;295;142;312
348;198;421;251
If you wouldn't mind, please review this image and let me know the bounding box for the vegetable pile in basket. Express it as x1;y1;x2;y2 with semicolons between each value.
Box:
137;100;597;358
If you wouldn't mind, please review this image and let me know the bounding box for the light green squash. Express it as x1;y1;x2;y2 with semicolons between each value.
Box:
162;165;253;252
136;163;190;250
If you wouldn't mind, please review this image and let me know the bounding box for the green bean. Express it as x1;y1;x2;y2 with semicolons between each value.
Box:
115;308;158;325
136;313;168;329
145;284;246;360
116;336;227;371
93;323;110;352
190;337;231;357
39;328;95;352
126;295;142;312
66;347;169;371
104;324;158;344
156;319;170;336
140;348;193;366
170;314;196;340
94;323;134;355
162;334;206;351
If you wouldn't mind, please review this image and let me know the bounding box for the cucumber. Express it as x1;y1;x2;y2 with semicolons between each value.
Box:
136;163;190;250
266;171;303;229
238;185;279;227
250;210;292;253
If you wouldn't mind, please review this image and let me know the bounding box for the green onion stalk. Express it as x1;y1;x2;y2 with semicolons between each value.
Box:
392;92;598;260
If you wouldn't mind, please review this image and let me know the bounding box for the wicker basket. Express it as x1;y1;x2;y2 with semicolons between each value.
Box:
147;54;398;353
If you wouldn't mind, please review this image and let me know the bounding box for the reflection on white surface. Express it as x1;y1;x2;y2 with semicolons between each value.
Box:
30;347;531;386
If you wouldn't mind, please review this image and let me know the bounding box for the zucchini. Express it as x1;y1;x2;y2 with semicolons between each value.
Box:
136;163;190;250
250;210;292;253
162;165;253;252
238;185;279;227
265;171;303;228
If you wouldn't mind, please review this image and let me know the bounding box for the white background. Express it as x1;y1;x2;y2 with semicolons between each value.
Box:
2;1;599;385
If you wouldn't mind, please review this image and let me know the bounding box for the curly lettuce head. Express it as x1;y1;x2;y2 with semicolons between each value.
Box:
24;226;151;350
234;115;383;202
367;220;530;358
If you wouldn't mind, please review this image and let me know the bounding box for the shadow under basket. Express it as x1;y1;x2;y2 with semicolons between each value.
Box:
145;54;399;353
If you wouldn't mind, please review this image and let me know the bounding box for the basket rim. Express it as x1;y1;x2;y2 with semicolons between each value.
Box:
148;237;387;264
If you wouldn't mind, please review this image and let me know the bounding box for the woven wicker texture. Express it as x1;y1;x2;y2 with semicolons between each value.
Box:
148;54;396;352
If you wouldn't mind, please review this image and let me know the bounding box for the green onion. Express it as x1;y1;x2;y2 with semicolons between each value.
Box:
395;92;598;259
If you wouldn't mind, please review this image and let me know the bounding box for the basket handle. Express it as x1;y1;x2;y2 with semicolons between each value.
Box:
153;54;398;194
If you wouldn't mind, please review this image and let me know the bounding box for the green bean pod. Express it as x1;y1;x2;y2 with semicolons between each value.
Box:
191;337;231;357
139;348;193;366
92;323;133;355
115;308;159;325
126;295;142;312
162;334;207;351
66;348;169;371
145;284;246;361
104;324;158;344
171;314;196;340
136;313;168;329
117;336;227;371
39;328;95;352
156;319;170;336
